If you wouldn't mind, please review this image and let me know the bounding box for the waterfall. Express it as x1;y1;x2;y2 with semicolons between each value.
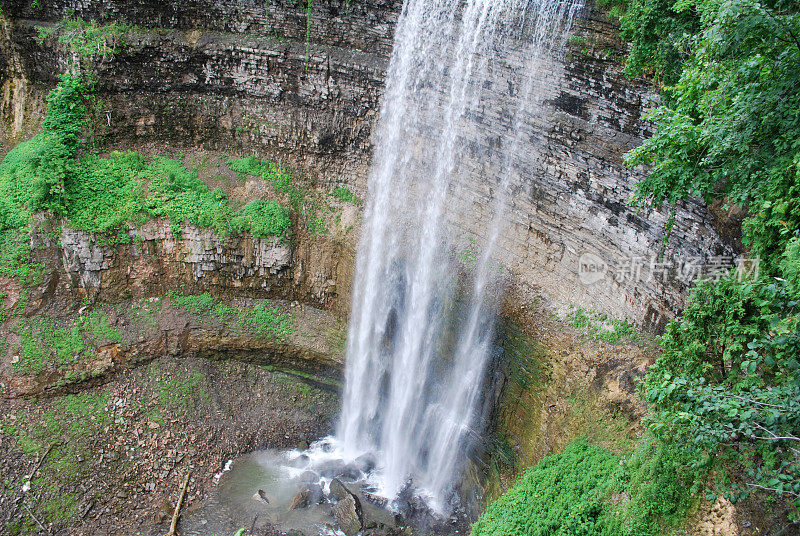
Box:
335;0;582;513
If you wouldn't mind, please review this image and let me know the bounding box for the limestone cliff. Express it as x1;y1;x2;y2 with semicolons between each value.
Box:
0;0;734;328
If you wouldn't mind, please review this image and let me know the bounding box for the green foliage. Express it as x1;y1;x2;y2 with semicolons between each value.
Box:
13;319;88;374
0;133;74;222
623;0;800;273
11;309;122;374
0;75;292;245
41;73;89;150
3;393;109;524
472;439;700;536
612;0;800;517
143;156;235;236
82;309;123;344
644;274;800;513
169;290;216;315
169;291;294;341
0;228;43;287
603;439;702;534
228;155;328;234
331;185;362;205
232;199;291;239
35;17;132;61
567;307;639;343
0;73;86;231
241;301;295;339
600;0;699;87
64;151;147;234
156;370;208;409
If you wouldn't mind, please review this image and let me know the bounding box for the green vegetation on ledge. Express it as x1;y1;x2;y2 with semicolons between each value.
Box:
0;72;294;326
0;74;292;242
11;308;121;375
168;290;295;341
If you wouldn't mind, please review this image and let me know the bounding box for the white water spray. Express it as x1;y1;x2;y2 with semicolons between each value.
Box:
334;0;582;513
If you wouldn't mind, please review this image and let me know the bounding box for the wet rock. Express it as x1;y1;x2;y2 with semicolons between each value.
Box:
251;489;270;504
290;488;312;510
332;493;363;536
299;470;320;484
339;463;362;481
364;491;389;508
315;459;346;478
329;478;351;502
289;483;324;510
353;453;377;473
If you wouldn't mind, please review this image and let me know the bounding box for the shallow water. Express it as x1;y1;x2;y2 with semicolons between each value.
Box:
137;439;412;536
137;437;466;536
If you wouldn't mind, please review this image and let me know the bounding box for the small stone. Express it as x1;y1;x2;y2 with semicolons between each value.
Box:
251;489;270;504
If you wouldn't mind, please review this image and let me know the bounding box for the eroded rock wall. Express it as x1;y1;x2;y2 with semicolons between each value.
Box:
0;0;735;328
5;210;357;322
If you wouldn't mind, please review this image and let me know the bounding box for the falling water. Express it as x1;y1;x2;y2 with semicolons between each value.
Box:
335;0;582;513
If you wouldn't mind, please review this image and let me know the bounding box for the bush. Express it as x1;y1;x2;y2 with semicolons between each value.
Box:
644;274;800;512
232;199;291;240
472;439;701;536
0;132;74;222
472;441;618;536
64;151;147;233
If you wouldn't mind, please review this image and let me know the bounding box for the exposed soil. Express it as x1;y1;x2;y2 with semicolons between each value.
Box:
0;356;340;536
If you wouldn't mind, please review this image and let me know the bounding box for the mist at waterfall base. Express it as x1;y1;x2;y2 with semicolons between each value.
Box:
176;0;582;534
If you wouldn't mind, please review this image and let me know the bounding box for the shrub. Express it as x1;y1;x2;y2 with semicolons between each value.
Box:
232;199;291;239
472;439;701;536
472;441;618;536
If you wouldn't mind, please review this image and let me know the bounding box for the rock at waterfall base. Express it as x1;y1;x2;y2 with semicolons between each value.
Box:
332;493;363;536
251;489;271;504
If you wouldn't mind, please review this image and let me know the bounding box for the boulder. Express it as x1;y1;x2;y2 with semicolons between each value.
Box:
299;470;320;484
353;453;377;473
329;478;351;502
289;483;324;510
332;493;363;536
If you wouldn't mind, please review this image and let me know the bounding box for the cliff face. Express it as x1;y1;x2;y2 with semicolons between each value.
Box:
0;0;734;328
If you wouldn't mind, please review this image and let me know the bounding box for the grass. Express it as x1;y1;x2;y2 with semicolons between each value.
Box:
168;290;294;340
567;306;639;343
10;308;122;374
